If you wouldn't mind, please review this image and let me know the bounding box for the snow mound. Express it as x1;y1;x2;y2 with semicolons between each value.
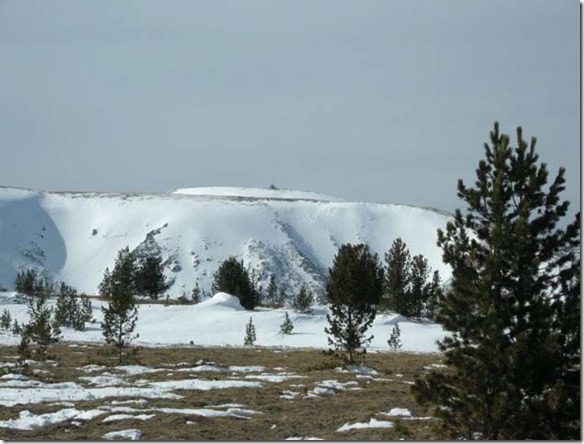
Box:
196;292;245;311
171;187;344;202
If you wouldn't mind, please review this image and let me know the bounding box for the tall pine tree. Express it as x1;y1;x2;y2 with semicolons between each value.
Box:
412;122;581;439
325;243;383;364
383;238;412;314
101;247;139;364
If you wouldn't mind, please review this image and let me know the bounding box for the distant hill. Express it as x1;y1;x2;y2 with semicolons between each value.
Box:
0;186;452;299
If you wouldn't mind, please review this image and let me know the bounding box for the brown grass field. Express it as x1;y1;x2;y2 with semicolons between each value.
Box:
0;343;444;440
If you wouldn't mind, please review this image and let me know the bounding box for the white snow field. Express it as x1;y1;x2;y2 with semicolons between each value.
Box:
0;292;446;352
0;186;451;298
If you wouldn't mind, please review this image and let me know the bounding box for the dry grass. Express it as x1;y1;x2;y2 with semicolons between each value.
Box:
0;343;444;440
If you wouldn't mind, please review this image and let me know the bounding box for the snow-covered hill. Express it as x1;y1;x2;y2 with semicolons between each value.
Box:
0;186;452;299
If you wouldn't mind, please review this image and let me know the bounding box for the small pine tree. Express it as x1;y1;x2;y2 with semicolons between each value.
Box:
17;333;31;363
191;283;201;304
53;283;79;328
0;309;11;330
387;324;402;352
100;247;140;364
280;311;294;335
244;317;256;346
292;285;313;314
21;295;61;359
11;319;21;335
265;274;278;307
79;294;93;324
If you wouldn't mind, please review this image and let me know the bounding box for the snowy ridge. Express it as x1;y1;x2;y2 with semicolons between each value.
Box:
0;186;452;298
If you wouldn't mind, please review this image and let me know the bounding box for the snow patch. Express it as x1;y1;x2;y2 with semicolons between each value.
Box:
337;418;394;432
103;428;141;440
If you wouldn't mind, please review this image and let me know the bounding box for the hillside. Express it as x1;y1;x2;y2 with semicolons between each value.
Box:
0;186;452;299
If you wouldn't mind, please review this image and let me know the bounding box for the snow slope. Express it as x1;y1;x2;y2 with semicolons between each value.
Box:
0;186;452;298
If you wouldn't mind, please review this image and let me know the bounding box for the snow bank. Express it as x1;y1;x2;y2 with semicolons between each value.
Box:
195;292;245;311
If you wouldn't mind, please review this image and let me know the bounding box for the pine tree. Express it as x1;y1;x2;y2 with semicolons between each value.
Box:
135;254;168;300
100;247;140;364
325;243;383;364
292;285;313;314
244;317;256;346
409;255;431;318
387;324;402;352
383;238;412;315
0;309;11;330
280;311;294;335
424;270;443;320
212;257;257;310
79;294;93;324
54;282;79;328
191;283;201;304
98;267;112;297
412;122;581;439
21;295;61;359
99;247;138;300
264;274;281;308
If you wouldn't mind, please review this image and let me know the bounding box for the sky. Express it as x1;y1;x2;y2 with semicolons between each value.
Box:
0;0;579;213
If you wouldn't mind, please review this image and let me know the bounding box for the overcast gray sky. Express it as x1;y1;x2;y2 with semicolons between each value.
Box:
0;0;579;212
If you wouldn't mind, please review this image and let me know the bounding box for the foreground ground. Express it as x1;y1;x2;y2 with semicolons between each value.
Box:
0;344;443;440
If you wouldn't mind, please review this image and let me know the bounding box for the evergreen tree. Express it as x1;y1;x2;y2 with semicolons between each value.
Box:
11;319;21;335
292;285;313;314
135;254;168;299
244;317;256;346
79;294;93;324
0;309;11;330
383;238;412;315
325;243;383;364
412;122;581;439
100;247;139;364
99;247;138;300
424;270;443;320
21;295;61;359
387;324;402;352
98;267;112;297
191;283;202;304
54;283;92;331
409;254;431;318
264;274;280;307
280;311;294;335
212;257;257;310
15;269;39;297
